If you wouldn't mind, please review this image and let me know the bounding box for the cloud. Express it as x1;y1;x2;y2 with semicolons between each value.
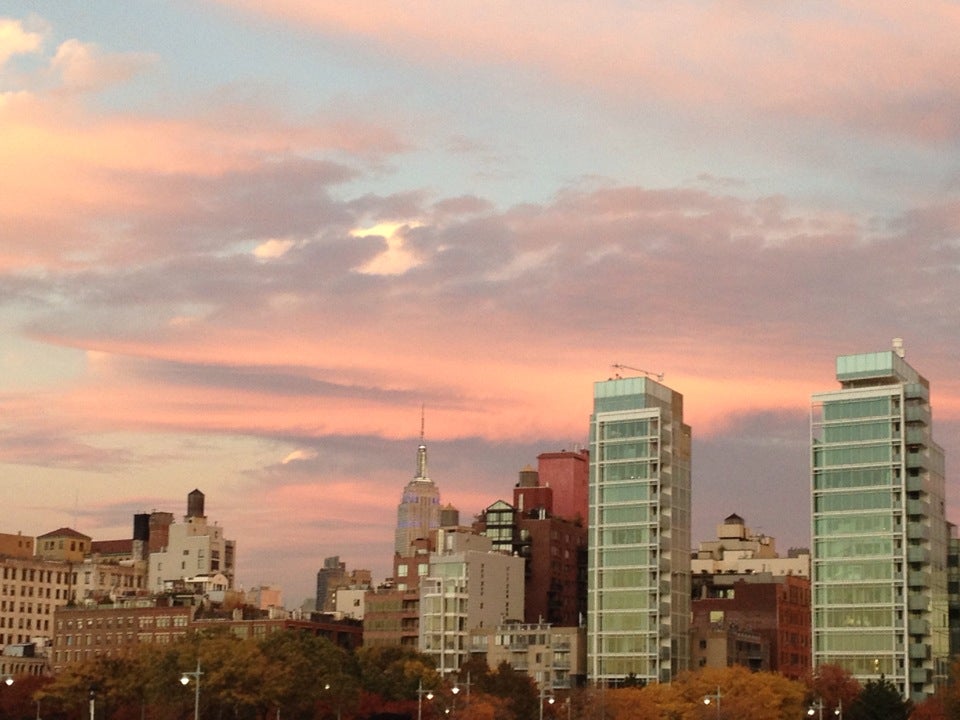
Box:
49;39;157;93
214;1;960;143
281;449;317;464
0;17;43;68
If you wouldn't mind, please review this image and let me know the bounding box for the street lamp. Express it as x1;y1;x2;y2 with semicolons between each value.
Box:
323;681;343;720
808;699;823;720
180;661;203;720
703;686;722;720
810;698;843;720
539;685;556;720
3;677;12;687
417;681;434;720
452;672;471;710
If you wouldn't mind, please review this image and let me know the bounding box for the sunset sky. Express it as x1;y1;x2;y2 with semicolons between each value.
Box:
3;2;960;606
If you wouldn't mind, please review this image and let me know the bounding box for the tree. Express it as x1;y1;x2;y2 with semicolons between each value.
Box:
913;694;946;720
847;677;910;720
259;631;355;720
475;662;537;720
809;664;862;717
355;645;436;704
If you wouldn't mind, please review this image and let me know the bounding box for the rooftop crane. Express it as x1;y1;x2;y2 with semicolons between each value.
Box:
610;363;664;381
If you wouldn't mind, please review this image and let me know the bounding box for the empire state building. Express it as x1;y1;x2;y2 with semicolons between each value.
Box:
394;419;441;555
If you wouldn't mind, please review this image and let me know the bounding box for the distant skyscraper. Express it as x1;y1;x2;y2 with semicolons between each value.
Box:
811;342;948;702
587;375;692;684
394;412;441;555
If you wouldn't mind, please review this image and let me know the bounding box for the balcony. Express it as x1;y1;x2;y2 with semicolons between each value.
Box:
907;523;930;541
907;546;931;565
905;427;927;446
910;667;933;684
908;593;930;612
908;618;930;636
907;498;931;518
906;451;930;471
904;384;929;402
905;405;930;425
906;476;930;494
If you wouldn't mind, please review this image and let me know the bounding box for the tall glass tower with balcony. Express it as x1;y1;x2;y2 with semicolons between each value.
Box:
588;375;691;685
811;344;948;702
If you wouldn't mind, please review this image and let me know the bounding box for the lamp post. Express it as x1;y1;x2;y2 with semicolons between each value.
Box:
703;686;722;720
451;672;470;712
539;685;556;720
810;697;846;720
808;699;823;720
417;681;434;720
180;661;202;720
323;682;343;720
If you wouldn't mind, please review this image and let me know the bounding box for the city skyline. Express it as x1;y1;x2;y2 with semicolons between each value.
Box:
2;3;960;605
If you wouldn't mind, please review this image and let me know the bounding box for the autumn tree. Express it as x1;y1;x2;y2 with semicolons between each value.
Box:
808;664;862;717
259;631;356;720
913;694;946;720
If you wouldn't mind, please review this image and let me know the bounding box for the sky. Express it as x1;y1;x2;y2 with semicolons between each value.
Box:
2;1;960;607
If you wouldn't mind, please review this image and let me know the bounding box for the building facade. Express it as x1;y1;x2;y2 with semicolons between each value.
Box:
537;450;590;525
691;573;810;679
692;513;809;578
587;375;692;684
148;490;236;592
419;530;525;676
470;621;586;690
811;345;949;701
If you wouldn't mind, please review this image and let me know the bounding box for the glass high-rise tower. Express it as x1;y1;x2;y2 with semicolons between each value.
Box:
811;344;948;701
588;375;691;684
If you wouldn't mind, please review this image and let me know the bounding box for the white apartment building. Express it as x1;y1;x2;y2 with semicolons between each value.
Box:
420;529;525;676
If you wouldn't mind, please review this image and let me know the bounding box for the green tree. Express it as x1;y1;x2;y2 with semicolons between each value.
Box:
259;631;355;720
847;677;910;720
355;645;435;703
474;662;537;720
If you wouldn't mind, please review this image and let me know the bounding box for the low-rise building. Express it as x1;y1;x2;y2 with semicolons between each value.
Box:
470;621;586;690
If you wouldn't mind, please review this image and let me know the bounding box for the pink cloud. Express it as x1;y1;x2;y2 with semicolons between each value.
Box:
214;0;960;142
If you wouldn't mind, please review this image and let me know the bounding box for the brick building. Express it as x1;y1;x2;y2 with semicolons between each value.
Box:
691;573;810;679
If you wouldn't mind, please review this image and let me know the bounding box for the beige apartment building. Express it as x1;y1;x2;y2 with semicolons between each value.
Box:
0;528;149;666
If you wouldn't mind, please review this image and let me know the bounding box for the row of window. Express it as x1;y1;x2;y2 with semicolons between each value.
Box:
0;568;77;583
0;616;51;630
0;601;54;615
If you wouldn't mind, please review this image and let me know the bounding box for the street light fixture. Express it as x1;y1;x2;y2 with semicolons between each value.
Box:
810;697;843;720
417;681;434;720
323;681;343;720
539;686;556;720
180;661;203;720
703;686;722;720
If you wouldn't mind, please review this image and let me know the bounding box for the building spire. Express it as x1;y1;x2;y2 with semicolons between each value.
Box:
416;404;429;481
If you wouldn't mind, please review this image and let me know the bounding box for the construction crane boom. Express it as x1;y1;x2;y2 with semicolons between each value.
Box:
610;363;664;382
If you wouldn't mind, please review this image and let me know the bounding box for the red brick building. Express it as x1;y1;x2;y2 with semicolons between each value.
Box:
691;573;810;679
536;450;588;525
